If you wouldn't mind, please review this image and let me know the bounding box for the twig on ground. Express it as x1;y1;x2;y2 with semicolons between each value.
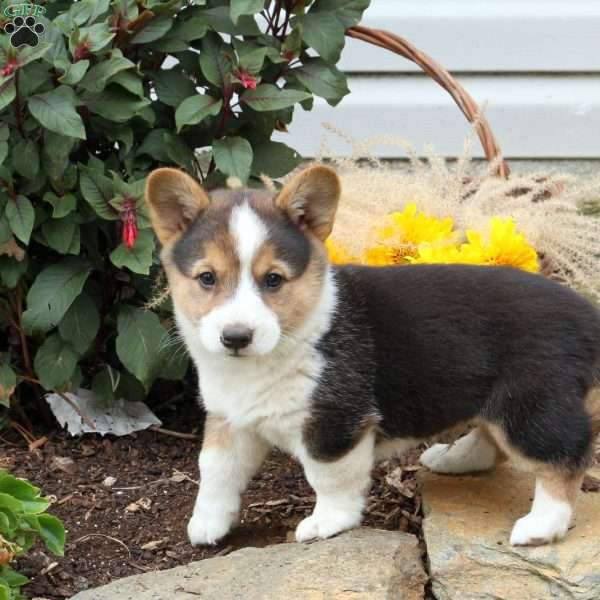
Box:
149;426;197;441
73;534;131;557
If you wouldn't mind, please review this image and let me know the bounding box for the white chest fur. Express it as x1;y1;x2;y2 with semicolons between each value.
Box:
176;269;337;455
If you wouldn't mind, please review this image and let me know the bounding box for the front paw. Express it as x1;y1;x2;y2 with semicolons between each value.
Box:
295;509;362;543
187;511;235;546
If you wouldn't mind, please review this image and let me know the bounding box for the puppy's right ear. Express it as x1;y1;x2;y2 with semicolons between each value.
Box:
145;168;209;245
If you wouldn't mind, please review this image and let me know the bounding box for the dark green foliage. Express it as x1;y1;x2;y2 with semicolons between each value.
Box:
0;0;369;408
0;470;65;599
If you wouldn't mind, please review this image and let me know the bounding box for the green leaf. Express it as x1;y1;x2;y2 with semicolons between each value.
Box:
0;475;49;514
0;80;16;112
157;337;189;380
163;132;195;171
41;218;78;254
199;6;261;36
5;196;34;244
137;129;171;162
152;69;196;108
116;306;167;388
298;12;345;63
175;16;209;41
311;0;371;28
238;47;267;73
37;514;66;556
80;166;118;220
231;0;265;24
241;84;311;111
0;362;16;408
110;229;155;275
0;566;29;588
79;22;115;53
79;52;135;93
199;32;234;88
42;132;75;180
34;333;79;390
13;140;40;179
83;89;150;122
19;42;52;68
92;366;119;404
251;141;302;178
131;15;173;44
28;86;86;140
293;58;349;106
213;137;253;184
0;142;7;166
56;58;89;85
110;71;144;98
43;192;77;219
0;493;22;513
0;255;27;289
0;582;9;600
58;293;100;355
175;94;222;132
22;257;92;333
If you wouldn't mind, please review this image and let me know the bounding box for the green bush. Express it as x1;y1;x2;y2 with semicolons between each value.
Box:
0;0;369;408
0;470;65;600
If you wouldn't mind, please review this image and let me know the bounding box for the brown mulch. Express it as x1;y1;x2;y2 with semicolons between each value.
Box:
2;398;424;600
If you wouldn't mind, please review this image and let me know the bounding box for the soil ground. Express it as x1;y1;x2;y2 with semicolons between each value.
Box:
3;397;425;599
2;396;598;599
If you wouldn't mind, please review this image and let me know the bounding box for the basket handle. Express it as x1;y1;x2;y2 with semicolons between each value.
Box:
346;25;511;178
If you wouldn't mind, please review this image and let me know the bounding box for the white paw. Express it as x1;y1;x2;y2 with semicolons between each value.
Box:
419;432;497;474
187;511;235;546
420;444;455;472
509;510;571;546
295;509;361;543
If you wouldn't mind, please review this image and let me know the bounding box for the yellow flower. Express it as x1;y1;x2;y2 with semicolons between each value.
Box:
409;242;478;265
364;204;456;266
462;218;539;272
411;217;539;273
325;238;359;265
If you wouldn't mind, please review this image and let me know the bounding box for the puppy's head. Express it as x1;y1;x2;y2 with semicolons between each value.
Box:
146;165;340;357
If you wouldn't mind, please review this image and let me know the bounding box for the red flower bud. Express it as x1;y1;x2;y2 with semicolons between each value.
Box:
121;198;138;249
73;40;92;63
282;49;296;63
1;58;18;78
237;69;257;90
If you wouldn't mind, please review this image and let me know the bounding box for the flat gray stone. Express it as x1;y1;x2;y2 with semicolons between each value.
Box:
71;528;427;600
421;465;600;600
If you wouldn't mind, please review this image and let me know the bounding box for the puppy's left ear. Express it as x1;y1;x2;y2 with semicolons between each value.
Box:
276;165;341;241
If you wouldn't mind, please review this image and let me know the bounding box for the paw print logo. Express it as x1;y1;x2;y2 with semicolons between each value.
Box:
4;16;45;48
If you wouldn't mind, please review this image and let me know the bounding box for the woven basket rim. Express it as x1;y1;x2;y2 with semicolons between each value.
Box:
346;25;511;179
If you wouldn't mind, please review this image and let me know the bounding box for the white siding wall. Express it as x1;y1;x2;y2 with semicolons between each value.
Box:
277;0;600;159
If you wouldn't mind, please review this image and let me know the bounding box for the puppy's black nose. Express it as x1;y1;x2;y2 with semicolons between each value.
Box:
221;324;253;351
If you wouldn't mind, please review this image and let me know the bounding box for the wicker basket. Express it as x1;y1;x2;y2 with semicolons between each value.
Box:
346;25;511;179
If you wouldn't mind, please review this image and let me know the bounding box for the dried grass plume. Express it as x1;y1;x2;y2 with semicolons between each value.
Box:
308;127;600;301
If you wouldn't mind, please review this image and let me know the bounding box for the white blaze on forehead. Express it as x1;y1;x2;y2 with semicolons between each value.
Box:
195;200;281;356
229;202;268;272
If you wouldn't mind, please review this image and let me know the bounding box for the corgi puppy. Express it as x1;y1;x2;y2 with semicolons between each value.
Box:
146;165;600;547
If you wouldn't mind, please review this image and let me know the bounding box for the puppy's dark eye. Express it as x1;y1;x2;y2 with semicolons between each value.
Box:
198;272;216;288
265;273;284;289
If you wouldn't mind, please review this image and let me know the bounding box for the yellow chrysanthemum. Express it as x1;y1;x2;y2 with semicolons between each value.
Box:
409;243;478;265
325;238;359;265
410;217;539;273
462;218;539;272
364;204;455;266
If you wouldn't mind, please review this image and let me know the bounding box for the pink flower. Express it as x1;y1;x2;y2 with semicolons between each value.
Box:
1;58;18;78
237;70;257;90
121;198;138;249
